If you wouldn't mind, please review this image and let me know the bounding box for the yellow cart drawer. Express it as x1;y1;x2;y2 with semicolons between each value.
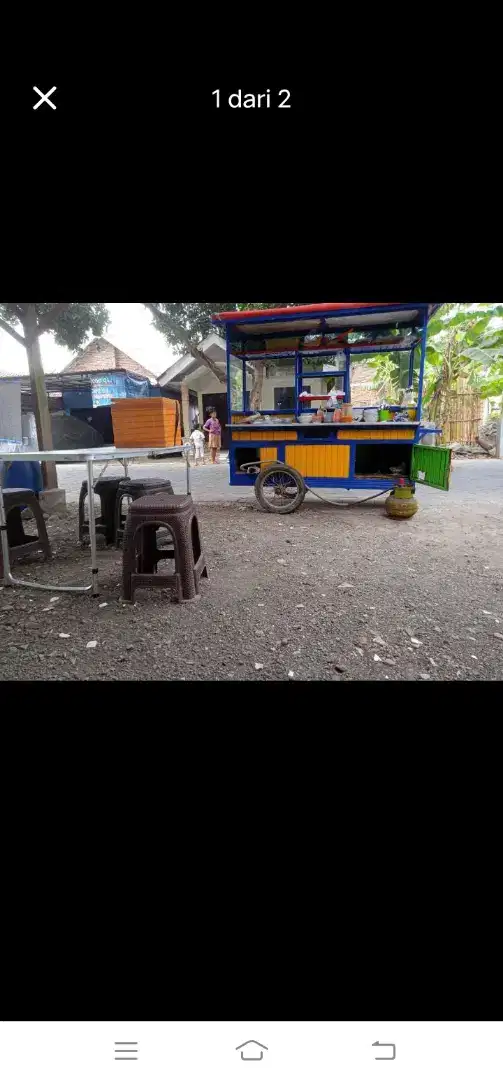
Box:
232;430;297;441
286;444;350;477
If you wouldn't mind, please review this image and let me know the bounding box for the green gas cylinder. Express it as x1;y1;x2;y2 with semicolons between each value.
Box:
385;479;418;519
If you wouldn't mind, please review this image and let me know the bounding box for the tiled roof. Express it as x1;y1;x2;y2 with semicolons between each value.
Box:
63;337;157;383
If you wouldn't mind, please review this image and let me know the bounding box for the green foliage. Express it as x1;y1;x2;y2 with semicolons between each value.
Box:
0;303;109;350
368;303;503;411
145;303;237;353
145;303;306;355
424;304;503;415
367;352;413;403
48;304;109;350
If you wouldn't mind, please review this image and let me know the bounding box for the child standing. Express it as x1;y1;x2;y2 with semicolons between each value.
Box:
190;424;206;465
203;409;222;464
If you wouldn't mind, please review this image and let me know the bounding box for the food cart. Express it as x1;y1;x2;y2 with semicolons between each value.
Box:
212;303;452;514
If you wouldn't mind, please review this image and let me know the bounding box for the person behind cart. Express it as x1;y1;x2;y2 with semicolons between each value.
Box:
203;409;222;464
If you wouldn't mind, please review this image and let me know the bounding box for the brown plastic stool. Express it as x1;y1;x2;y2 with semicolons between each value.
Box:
0;488;52;577
122;493;208;603
114;477;175;548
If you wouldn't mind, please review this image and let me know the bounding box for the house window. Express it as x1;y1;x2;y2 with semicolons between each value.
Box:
244;357;296;411
274;385;310;411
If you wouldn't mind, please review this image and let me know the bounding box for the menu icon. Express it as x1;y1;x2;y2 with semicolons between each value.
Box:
115;1042;139;1061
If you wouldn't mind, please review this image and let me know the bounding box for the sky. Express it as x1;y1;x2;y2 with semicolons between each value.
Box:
0;303;178;378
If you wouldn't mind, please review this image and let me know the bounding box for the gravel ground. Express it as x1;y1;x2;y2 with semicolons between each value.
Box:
1;461;502;681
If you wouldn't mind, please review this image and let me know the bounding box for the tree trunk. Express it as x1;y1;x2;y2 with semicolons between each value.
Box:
22;305;57;490
250;360;265;412
142;302;226;384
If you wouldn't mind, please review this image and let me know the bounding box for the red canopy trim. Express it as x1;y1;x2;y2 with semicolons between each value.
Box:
212;303;400;322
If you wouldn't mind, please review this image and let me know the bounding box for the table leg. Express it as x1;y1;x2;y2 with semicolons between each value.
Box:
0;477;13;586
87;458;100;596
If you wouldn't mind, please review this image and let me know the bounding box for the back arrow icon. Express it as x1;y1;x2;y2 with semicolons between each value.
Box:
372;1042;396;1060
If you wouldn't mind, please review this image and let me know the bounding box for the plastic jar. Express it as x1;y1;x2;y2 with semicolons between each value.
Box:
363;407;379;423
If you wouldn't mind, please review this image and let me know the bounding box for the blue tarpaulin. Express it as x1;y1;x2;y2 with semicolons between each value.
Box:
89;372;149;408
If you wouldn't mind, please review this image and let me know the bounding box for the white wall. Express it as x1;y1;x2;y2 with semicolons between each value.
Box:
184;365;336;413
260;374;329;410
190;370;225;396
0;378;22;441
185;370;227;427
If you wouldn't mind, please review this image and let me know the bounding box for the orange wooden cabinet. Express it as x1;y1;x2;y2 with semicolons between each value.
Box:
111;398;183;448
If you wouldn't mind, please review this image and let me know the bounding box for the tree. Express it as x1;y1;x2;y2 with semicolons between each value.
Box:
423;304;503;424
142;303;237;384
367;304;503;422
0;303;109;487
143;303;304;413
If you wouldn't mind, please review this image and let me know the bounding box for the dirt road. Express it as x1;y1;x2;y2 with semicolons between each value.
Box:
1;461;502;681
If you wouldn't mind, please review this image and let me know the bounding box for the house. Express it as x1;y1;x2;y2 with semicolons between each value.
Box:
158;332;228;444
63;337;157;384
59;337;159;445
157;335;381;445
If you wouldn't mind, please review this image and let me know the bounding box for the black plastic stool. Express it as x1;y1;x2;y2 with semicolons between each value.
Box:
114;477;174;548
78;476;123;545
0;488;52;578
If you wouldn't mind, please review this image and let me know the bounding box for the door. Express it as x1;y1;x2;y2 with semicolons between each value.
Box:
411;445;452;491
202;392;229;449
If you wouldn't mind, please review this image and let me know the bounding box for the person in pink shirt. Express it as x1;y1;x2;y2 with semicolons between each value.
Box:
203;409;222;463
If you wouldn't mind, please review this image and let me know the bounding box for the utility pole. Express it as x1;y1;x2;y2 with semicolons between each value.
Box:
181;380;190;440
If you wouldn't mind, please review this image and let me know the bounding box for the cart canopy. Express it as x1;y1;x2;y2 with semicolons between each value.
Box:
212;303;441;336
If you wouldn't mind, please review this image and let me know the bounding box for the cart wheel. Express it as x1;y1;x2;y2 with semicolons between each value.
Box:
254;463;306;514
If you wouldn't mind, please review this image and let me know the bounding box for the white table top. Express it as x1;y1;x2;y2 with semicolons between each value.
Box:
0;445;185;463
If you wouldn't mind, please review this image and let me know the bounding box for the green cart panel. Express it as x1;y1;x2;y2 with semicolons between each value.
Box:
411;445;451;491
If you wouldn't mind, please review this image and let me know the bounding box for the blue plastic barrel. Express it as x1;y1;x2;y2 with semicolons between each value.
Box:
4;460;43;494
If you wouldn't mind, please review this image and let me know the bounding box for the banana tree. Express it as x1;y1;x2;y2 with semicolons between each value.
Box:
422;304;503;422
366;304;503;421
367;351;412;403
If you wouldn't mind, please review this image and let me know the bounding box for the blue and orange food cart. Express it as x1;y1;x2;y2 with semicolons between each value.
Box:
212;303;452;514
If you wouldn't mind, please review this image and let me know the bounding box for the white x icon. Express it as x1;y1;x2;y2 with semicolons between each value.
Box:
33;86;57;110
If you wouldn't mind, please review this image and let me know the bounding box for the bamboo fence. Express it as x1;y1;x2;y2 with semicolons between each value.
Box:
435;379;483;445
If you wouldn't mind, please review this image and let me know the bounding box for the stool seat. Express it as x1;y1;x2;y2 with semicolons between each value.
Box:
122;493;208;603
118;477;175;493
129;493;193;514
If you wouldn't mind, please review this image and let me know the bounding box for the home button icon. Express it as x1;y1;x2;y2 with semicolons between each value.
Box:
236;1040;268;1061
